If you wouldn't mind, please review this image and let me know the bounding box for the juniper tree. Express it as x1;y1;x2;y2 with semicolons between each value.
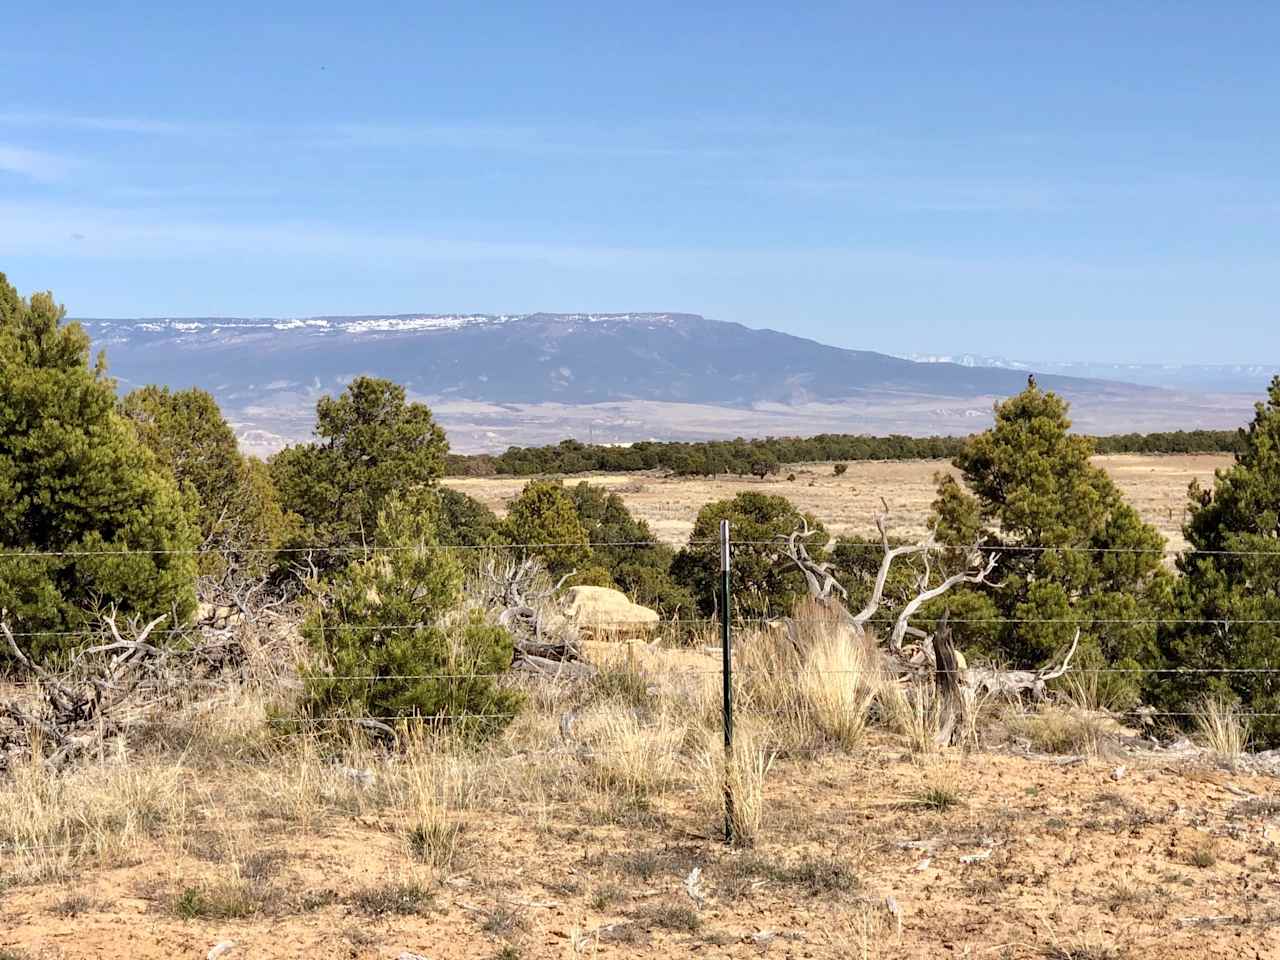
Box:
436;487;503;548
0;273;197;658
501;480;590;577
1155;377;1280;744
301;496;519;737
121;385;291;578
931;383;1170;702
270;377;449;570
672;492;827;618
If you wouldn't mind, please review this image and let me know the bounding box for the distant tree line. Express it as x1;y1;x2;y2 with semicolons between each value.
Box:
447;429;1245;478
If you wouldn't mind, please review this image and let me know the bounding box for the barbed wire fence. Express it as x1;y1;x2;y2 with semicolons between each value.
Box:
3;525;1280;847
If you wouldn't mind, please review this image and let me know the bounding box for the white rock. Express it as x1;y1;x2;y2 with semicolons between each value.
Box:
683;866;705;907
562;586;659;634
208;943;236;960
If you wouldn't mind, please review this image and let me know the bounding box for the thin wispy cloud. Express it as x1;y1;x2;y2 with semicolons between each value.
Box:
0;110;206;136
759;174;1070;213
0;143;72;182
1;108;750;161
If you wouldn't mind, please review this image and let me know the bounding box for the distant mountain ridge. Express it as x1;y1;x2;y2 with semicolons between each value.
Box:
908;352;1278;394
74;311;1259;453
81;311;1137;404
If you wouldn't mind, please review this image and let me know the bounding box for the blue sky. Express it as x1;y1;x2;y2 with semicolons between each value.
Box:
1;2;1277;362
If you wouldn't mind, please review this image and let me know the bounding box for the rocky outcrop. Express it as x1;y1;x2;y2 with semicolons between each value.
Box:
562;586;659;636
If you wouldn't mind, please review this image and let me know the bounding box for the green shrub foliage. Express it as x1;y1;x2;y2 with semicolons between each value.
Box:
931;383;1170;701
435;487;503;548
0;273;197;658
120;385;291;578
301;497;520;737
672;492;826;618
501;480;590;576
1156;377;1280;745
270;377;449;570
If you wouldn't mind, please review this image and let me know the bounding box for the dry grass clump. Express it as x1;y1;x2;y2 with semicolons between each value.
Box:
407;811;464;872
733;602;886;753
882;680;947;755
173;877;263;920
910;775;963;812
0;743;188;883
1006;705;1107;756
1193;694;1249;761
691;720;774;847
576;703;687;801
796;625;883;749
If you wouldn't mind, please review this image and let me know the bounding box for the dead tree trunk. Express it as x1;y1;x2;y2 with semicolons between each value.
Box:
477;556;596;679
932;613;965;745
780;512;1079;707
1;609;172;771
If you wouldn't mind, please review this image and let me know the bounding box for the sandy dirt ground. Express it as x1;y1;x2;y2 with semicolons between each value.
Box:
2;743;1278;959
446;454;1232;552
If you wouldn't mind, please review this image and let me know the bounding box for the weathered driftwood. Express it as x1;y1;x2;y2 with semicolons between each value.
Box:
966;629;1080;702
1;609;171;770
932;613;966;746
478;555;596;678
780;512;1080;741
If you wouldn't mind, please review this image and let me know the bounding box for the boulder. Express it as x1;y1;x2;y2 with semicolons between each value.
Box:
562;586;659;636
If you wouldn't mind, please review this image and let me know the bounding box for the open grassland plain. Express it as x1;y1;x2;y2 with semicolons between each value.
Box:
446;454;1233;553
2;633;1279;960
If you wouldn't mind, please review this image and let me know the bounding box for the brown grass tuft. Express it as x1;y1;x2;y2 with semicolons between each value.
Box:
1193;694;1249;761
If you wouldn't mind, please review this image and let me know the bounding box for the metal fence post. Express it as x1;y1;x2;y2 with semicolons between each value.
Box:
720;518;734;843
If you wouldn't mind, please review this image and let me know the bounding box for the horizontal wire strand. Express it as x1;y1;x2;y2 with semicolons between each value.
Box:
1;540;1279;558
9;615;1280;639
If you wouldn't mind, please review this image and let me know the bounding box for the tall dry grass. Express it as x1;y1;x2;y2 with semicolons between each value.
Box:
691;719;775;847
576;703;687;800
733;600;888;753
1193;693;1249;761
881;680;948;756
0;739;189;883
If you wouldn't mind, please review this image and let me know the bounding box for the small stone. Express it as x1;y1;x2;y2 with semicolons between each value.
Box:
208;944;236;960
1111;765;1128;781
338;766;375;788
884;895;903;935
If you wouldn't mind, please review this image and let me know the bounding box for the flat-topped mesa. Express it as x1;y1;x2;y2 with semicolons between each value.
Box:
76;311;697;340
